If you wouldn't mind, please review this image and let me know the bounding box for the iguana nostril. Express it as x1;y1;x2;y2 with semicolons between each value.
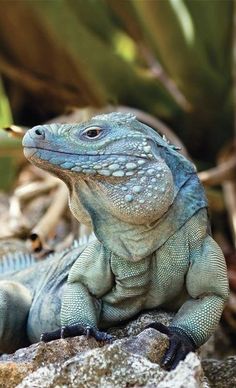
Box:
34;127;45;139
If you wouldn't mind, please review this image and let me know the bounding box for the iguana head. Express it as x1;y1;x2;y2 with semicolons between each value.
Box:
23;112;207;260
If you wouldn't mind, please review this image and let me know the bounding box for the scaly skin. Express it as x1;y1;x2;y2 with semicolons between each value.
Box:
0;112;229;370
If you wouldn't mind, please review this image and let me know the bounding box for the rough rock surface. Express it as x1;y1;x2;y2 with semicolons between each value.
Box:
108;309;173;338
0;336;99;387
18;341;205;388
0;310;172;387
0;310;231;387
202;356;236;388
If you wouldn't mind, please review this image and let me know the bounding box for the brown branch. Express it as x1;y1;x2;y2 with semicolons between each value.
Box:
198;157;236;186
233;0;236;140
138;44;192;112
28;182;68;252
222;181;236;249
14;177;59;202
5;177;60;240
47;106;103;124
0;55;77;103
2;125;27;138
198;153;236;247
223;293;236;331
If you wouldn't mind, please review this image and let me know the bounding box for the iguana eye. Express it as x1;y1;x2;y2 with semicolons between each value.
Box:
82;127;103;139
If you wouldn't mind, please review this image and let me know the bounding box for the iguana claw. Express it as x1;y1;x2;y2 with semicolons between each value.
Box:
144;322;196;370
41;324;113;343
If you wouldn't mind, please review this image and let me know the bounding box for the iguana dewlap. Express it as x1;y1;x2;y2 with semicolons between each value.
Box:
0;112;229;370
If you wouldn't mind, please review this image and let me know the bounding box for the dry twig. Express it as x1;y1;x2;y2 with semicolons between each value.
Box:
198;157;236;186
2;125;27;138
138;44;192;112
28;182;68;252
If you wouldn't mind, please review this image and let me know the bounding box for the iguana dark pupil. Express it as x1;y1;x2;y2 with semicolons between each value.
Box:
85;129;101;138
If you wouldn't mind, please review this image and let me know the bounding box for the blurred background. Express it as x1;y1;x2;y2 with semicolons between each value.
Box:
0;0;234;163
0;0;236;349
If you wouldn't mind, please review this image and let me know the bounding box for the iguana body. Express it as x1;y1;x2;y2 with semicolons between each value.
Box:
0;245;84;352
0;113;229;369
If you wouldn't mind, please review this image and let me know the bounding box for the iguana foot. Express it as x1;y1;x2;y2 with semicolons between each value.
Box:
40;324;113;343
144;322;196;370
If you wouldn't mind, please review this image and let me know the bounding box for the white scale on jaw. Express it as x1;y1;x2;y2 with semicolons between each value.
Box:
42;135;170;212
115;171;172;222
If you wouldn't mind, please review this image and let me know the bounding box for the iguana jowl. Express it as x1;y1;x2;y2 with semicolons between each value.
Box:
0;112;229;370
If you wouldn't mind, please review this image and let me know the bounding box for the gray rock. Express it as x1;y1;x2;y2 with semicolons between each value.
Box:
17;343;206;388
108;309;173;338
202;356;236;388
0;336;99;387
0;310;221;388
121;327;169;364
159;353;209;388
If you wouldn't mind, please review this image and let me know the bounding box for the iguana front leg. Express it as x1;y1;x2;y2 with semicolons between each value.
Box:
41;241;114;343
147;234;229;370
41;282;112;342
41;283;112;342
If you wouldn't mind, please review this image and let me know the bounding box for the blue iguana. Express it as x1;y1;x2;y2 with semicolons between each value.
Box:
0;112;229;370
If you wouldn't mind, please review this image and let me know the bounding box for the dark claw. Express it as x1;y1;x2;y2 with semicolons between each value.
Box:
60;324;85;338
169;347;188;370
143;322;196;370
41;324;114;343
86;327;113;342
161;334;181;370
40;328;61;342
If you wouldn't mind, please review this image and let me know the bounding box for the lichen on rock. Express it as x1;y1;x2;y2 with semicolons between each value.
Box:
0;310;228;387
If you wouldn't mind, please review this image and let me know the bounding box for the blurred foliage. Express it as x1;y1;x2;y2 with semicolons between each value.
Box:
0;0;234;190
0;77;22;191
0;76;12;127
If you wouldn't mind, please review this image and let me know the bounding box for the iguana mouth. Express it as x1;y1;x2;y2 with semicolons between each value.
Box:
23;146;148;160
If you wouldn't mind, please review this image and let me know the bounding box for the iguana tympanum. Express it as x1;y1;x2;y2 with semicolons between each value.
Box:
0;112;229;370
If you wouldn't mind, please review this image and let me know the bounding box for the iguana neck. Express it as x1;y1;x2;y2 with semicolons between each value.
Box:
68;173;206;262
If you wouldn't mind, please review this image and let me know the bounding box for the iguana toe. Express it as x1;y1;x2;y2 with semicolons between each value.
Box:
41;324;113;343
40;328;62;342
84;326;114;342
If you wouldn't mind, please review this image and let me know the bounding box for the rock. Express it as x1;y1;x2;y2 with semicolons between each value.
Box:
159;353;209;388
0;310;173;387
0;311;213;387
18;343;206;388
202;356;236;388
0;336;99;387
17;342;166;388
121;327;169;364
108;309;173;338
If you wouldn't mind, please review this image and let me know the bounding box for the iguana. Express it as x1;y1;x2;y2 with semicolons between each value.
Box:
0;112;229;370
